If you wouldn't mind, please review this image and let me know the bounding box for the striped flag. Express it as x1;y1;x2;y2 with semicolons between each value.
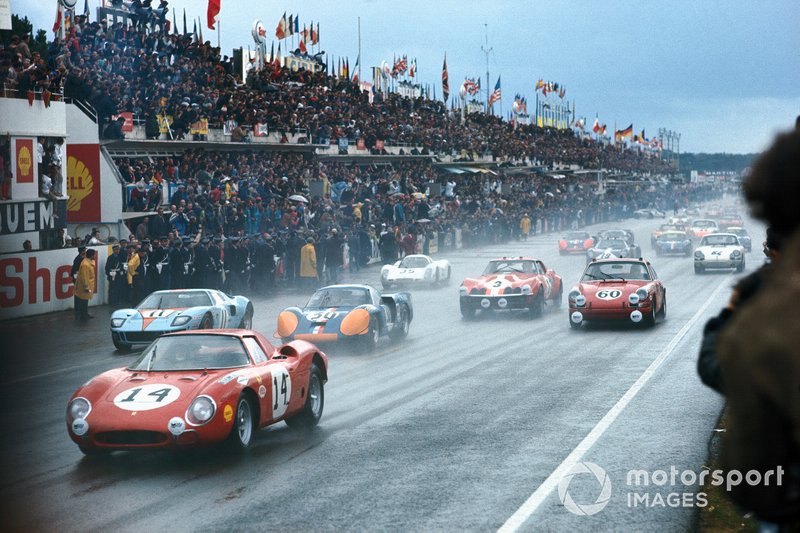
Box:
441;54;449;102
275;12;286;39
488;76;501;107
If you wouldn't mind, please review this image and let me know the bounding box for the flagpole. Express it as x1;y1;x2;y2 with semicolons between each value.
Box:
217;19;220;49
357;16;361;83
481;23;492;115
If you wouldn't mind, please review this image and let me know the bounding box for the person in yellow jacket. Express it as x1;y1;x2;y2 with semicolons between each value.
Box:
74;248;97;320
299;238;317;289
520;213;532;241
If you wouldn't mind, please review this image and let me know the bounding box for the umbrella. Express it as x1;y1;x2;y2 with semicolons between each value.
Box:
412;192;427;199
288;194;309;203
416;218;431;223
545;192;555;197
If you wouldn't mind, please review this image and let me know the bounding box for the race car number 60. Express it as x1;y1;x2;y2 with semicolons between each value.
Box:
596;289;622;300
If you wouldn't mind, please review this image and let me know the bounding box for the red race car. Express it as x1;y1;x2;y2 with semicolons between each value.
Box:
568;258;666;329
459;257;563;318
558;231;595;255
66;330;328;455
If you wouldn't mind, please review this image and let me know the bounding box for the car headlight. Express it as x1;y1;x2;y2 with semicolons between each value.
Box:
459;286;468;296
68;397;92;420
172;315;192;327
521;285;532;295
381;268;389;279
110;318;126;328
730;250;742;259
629;293;640;305
186;396;216;426
568;289;581;300
575;294;586;307
694;251;705;260
636;288;649;301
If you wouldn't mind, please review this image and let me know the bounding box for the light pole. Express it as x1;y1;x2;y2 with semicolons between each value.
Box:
481;23;492;114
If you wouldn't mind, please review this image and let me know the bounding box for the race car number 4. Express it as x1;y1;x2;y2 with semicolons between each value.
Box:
113;384;181;411
596;289;622;300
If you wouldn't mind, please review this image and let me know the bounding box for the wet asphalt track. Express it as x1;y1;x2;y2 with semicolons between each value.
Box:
0;205;763;532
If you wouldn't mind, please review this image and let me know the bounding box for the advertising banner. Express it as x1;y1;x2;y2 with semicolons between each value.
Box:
0;245;109;320
14;138;34;184
0;200;66;235
66;143;101;223
190;119;209;136
111;112;134;132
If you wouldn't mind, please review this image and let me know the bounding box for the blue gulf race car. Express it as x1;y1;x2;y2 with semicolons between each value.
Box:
110;289;253;351
275;284;412;351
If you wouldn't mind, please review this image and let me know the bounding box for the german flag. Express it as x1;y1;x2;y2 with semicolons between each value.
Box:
615;124;633;142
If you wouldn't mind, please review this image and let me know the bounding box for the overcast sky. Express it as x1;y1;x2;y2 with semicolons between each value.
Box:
16;0;800;154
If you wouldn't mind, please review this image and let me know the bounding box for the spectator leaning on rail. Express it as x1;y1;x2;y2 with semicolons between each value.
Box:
715;128;800;528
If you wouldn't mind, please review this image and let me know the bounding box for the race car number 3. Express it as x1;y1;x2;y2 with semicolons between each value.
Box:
113;384;181;411
596;289;622;300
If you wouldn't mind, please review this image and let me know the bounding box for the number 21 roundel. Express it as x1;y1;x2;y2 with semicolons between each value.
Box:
113;384;181;411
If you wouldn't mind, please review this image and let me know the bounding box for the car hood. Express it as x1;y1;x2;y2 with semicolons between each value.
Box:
579;280;649;297
101;368;237;406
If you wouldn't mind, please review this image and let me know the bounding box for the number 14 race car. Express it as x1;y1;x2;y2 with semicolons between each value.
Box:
66;330;328;454
459;257;562;319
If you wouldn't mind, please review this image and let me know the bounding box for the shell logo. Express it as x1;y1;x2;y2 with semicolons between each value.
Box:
67;155;94;212
17;146;32;176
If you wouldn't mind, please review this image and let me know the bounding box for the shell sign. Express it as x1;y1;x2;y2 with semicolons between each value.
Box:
15;139;34;183
66;144;101;222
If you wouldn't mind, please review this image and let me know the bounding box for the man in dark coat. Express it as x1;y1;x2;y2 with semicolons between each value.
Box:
207;237;223;290
169;238;185;289
152;236;171;290
105;243;127;307
324;229;343;284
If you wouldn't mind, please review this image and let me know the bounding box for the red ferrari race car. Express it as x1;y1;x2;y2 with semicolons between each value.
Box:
459;257;562;319
558;231;595;255
66;330;328;455
567;258;666;329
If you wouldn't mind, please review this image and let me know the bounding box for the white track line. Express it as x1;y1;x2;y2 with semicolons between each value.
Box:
498;276;730;532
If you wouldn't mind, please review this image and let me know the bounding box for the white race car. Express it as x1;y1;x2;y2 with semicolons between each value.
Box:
694;233;746;274
381;254;451;289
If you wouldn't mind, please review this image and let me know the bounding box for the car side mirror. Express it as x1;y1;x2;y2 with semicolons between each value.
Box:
229;305;237;316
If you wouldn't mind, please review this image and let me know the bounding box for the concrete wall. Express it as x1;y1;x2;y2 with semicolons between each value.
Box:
0;98;67;137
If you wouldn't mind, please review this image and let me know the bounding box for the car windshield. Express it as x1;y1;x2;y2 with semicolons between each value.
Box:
728;229;747;237
566;232;589;240
659;224;683;232
596;239;626;250
582;261;651;281
693;220;717;229
307;287;370;308
658;232;686;241
129;334;250;371
483;260;535;275
138;291;212;309
601;230;627;239
701;235;739;246
399;256;430;268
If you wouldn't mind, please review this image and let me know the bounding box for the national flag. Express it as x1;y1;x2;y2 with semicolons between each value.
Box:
592;117;601;133
314;22;319;45
287;14;294;36
637;129;648;144
193;19;197;41
408;58;416;78
172;9;178;34
270;41;274;64
344;58;350;79
207;0;220;30
441;54;449;102
53;3;62;33
294;15;299;35
535;79;544;91
183;9;187;35
275;43;281;68
352;54;360;83
84;0;90;20
298;34;307;54
199;18;203;42
276;12;286;39
488;76;501;107
558;87;565;99
599;124;607;136
615;124;633;142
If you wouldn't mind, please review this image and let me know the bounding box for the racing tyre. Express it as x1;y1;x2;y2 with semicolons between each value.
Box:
528;293;544;319
554;284;563;308
228;393;255;450
694;264;704;275
659;295;667;319
362;318;380;351
736;259;745;273
286;364;324;429
643;304;657;327
460;302;476;320
200;314;213;330
111;332;131;352
389;305;410;340
240;304;254;329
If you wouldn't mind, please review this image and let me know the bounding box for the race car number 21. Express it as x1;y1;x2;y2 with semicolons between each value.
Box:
596;289;622;300
113;384;181;411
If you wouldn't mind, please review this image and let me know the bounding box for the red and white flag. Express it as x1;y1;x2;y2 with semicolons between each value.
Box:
207;0;220;30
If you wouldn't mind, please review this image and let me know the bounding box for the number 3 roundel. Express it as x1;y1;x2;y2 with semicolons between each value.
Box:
113;384;181;411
